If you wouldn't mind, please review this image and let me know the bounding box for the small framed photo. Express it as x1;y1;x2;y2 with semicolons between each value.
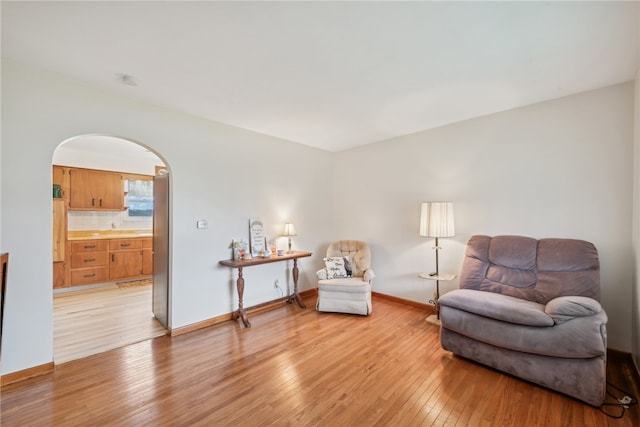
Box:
249;218;265;257
232;239;249;260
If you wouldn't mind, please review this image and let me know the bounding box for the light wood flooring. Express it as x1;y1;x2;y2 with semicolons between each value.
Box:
53;283;166;364
3;294;639;426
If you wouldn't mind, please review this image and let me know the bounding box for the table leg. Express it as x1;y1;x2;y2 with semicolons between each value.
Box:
233;267;251;327
286;258;307;308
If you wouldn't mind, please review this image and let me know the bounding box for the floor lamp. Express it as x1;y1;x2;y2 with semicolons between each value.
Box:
420;202;455;323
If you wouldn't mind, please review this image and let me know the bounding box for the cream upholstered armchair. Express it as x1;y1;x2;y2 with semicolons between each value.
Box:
316;240;375;315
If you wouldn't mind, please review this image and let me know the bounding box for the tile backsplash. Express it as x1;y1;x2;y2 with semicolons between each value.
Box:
68;210;152;231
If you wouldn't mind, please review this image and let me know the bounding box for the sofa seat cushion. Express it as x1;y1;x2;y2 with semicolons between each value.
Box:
439;289;553;327
440;302;607;359
318;277;371;293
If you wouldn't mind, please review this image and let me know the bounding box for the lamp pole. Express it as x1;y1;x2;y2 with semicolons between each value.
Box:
429;236;442;319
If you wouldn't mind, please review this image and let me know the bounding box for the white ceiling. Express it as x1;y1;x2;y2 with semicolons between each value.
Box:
2;1;639;152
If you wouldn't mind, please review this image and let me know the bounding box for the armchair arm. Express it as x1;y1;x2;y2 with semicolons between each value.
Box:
316;268;328;280
545;296;603;325
363;269;376;283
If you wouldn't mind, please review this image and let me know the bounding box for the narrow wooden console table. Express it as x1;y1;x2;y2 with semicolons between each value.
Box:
219;251;312;327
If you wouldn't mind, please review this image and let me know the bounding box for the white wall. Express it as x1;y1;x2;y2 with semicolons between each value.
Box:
1;61;636;376
334;82;635;352
0;61;333;375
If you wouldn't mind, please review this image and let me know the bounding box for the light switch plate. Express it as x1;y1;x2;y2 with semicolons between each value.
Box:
196;219;208;229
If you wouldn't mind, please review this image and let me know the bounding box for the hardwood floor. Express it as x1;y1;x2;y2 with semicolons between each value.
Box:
2;295;638;426
53;283;166;364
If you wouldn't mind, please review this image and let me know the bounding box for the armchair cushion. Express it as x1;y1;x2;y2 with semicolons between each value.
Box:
439;289;553;327
318;277;371;292
441;304;607;359
545;296;602;325
317;266;375;282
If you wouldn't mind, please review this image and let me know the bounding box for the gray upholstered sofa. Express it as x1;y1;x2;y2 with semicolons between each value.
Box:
439;235;608;406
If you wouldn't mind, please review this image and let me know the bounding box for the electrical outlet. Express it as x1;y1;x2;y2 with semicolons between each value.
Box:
273;279;283;298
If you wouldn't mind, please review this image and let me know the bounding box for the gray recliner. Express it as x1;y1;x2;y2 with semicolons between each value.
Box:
439;235;608;406
316;240;375;316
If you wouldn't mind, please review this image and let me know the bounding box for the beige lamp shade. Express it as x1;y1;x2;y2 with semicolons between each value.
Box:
420;202;455;238
283;223;297;236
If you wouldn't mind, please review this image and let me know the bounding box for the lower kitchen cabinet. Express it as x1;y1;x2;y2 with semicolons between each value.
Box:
142;238;153;276
68;240;109;286
53;261;66;288
109;238;143;281
71;266;109;285
66;237;152;287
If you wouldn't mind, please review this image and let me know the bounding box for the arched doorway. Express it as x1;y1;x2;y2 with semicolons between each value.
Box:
52;134;170;363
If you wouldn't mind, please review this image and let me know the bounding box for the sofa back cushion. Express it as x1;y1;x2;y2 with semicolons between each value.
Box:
459;235;600;304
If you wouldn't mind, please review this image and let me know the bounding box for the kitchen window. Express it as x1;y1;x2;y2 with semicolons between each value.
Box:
125;180;153;218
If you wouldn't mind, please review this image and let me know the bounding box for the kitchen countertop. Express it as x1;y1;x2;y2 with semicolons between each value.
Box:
68;229;153;241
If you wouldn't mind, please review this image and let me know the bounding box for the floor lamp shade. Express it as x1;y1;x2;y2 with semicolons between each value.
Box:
420;202;455;238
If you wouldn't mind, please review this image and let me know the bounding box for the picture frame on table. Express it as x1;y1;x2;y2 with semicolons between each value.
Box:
249;218;266;257
232;239;249;260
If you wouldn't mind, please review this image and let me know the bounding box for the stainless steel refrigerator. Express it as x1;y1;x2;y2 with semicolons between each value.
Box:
153;171;170;328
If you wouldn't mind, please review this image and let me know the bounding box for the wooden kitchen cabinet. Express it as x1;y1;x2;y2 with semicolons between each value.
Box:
68;240;109;286
142;238;153;276
53;262;65;288
68;168;124;210
70;251;109;269
52;165;70;201
52;199;66;263
70;240;109;253
71;267;109;285
65;237;152;287
109;238;144;281
53;165;69;288
53;199;67;289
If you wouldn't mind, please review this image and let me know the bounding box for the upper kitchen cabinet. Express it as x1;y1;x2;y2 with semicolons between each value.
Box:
68;168;124;210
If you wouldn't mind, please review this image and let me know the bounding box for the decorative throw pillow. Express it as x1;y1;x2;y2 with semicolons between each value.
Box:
343;256;353;277
324;256;351;279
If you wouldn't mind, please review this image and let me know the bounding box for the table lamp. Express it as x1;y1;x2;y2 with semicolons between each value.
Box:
283;223;297;253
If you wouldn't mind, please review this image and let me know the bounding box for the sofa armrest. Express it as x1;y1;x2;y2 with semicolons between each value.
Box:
316;269;328;280
439;289;553;327
363;269;376;282
545;296;602;325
